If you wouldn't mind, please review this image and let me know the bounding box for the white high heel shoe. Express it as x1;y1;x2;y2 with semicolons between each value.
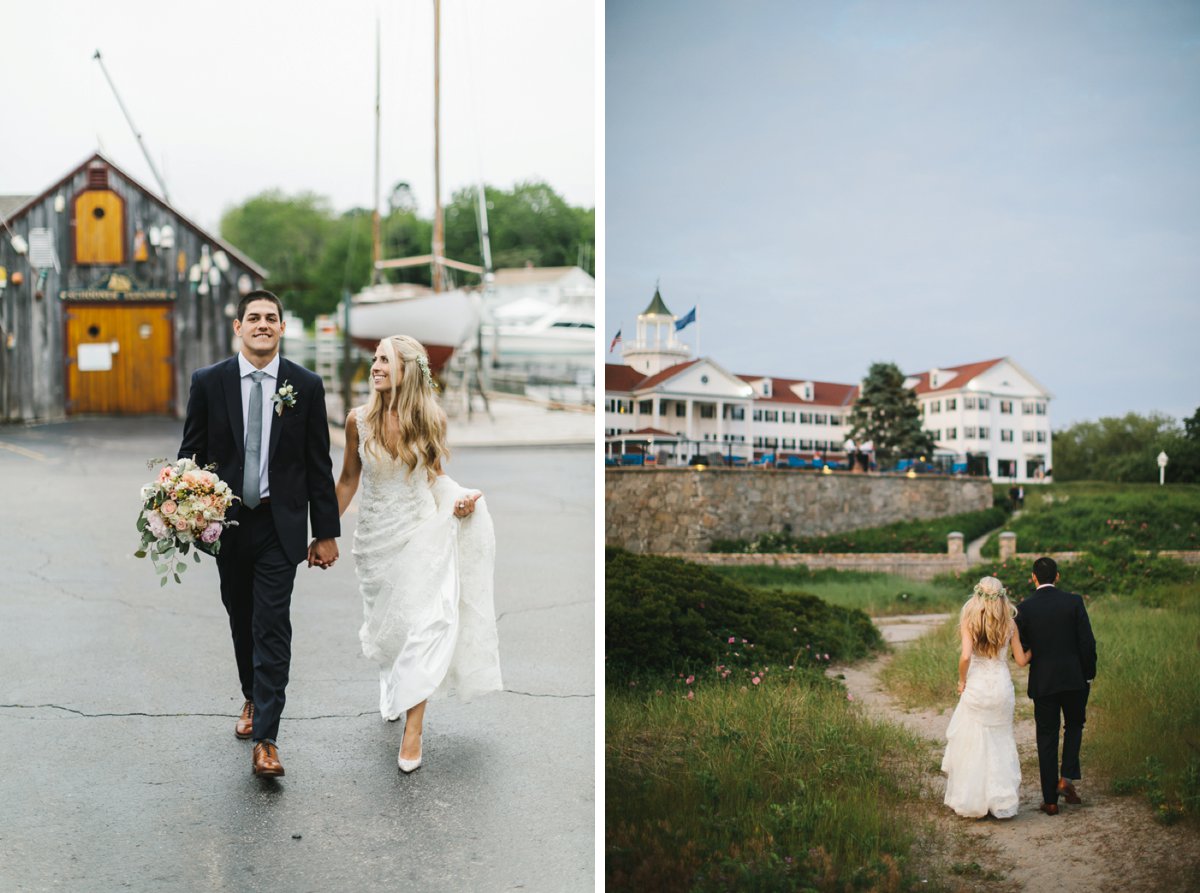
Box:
398;735;423;774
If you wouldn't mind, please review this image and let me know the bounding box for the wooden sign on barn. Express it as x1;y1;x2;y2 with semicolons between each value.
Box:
0;151;266;422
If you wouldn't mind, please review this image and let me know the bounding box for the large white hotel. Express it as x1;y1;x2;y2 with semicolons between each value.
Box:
605;289;1053;482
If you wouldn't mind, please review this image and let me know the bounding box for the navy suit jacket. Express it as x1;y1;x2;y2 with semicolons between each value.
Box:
1014;585;1097;699
177;355;340;565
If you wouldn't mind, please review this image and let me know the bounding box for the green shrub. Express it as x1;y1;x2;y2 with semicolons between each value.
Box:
711;506;1008;554
605;548;882;684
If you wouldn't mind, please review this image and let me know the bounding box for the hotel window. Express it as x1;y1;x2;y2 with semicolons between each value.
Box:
928;430;940;441
945;398;957;411
765;410;779;422
753;409;763;422
1022;401;1035;414
929;400;940;413
964;426;976;438
782;438;796;449
799;412;812;423
782;411;796;423
978;397;990;410
724;406;745;420
979;426;990;439
829;414;842;425
753;437;763;447
766;437;779;447
1001;429;1013;442
1036;431;1047;443
638;400;653;415
1022;430;1035;442
699;405;716;419
963;396;977;409
813;413;827;424
945;428;957;440
1036;402;1047;415
675;403;686;417
799;439;813;450
1000;400;1013;414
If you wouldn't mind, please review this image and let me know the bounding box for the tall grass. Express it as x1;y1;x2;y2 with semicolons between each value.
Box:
607;678;939;892
713;566;966;616
881;582;1200;823
983;481;1200;555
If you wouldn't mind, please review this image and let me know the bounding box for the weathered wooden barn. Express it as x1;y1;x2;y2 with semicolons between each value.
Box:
0;151;266;421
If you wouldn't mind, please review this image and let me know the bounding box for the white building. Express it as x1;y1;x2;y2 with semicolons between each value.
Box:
605;289;1053;481
906;358;1053;481
487;265;594;314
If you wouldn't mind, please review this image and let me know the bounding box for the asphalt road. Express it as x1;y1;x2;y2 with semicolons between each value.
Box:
0;419;595;892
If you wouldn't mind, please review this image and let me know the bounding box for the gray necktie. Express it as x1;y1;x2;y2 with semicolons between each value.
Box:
242;370;266;509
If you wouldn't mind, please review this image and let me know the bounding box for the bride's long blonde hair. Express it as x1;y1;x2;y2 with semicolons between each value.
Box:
960;576;1017;658
360;335;448;483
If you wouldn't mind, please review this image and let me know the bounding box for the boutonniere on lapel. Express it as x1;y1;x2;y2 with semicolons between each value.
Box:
271;381;298;416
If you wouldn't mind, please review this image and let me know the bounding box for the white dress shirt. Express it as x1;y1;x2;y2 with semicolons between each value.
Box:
238;352;279;501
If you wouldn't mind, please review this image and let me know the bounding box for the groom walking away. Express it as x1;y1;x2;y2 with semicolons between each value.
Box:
178;290;340;778
1015;556;1098;816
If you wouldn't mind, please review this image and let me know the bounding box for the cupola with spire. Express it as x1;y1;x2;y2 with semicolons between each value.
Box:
620;282;691;376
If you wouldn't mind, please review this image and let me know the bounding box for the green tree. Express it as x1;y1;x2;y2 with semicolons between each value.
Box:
1053;410;1200;483
443;181;595;275
219;191;336;323
848;361;935;464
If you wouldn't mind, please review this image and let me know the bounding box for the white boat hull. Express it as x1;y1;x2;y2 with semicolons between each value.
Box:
349;285;479;371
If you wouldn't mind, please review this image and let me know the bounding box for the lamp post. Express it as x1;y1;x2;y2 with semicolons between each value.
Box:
1158;451;1168;486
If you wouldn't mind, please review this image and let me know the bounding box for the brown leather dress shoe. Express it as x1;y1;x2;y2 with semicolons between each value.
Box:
235;700;254;739
1058;779;1082;804
252;741;285;777
1039;803;1059;816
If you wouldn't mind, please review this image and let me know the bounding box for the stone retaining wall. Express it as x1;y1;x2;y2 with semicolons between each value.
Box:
605;467;993;554
667;551;970;582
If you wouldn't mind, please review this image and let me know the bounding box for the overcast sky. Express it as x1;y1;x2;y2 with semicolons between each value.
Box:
605;0;1199;426
1;0;594;230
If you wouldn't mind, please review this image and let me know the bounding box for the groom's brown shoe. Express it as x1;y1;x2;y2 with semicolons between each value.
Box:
235;700;254;739
1039;803;1059;816
252;741;285;777
1058;779;1082;804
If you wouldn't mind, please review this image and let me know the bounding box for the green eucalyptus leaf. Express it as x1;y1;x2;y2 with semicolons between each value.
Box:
134;550;147;559
193;552;202;564
176;562;186;573
173;573;181;584
160;577;168;587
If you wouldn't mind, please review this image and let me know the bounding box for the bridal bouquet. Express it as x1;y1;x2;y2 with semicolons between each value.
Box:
135;457;237;585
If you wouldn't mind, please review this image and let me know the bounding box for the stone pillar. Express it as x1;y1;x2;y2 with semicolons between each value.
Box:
998;531;1017;561
947;532;964;556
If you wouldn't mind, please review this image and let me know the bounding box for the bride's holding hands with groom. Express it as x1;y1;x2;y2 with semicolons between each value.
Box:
178;290;501;778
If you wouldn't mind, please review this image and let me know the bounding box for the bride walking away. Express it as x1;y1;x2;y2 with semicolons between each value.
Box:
942;576;1031;818
334;334;502;773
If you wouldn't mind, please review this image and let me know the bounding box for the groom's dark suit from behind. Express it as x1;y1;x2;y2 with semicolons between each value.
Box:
1015;576;1097;807
178;354;339;743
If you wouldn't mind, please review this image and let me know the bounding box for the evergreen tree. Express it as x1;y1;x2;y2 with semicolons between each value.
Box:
848;362;935;464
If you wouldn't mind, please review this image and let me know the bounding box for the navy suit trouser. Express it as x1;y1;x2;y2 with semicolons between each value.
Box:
1033;686;1089;805
216;503;297;742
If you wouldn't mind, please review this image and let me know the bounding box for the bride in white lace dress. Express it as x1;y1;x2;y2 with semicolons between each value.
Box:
942;576;1031;818
334;335;502;773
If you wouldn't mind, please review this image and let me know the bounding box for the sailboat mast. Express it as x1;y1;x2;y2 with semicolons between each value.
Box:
372;17;382;284
431;0;445;293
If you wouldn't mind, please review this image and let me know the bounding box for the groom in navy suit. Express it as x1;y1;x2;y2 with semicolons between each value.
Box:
1015;556;1098;815
178;290;340;777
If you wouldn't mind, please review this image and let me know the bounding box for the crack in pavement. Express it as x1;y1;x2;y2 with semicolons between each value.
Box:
496;598;593;623
2;690;593;717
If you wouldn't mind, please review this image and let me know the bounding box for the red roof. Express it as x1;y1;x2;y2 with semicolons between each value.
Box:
625;427;680;437
605;363;646;391
738;375;858;407
908;358;1005;394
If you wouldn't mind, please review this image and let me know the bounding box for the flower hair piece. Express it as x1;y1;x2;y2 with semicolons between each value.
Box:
416;354;438;391
973;581;1008;601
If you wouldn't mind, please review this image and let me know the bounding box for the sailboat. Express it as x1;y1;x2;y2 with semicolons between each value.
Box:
348;1;488;372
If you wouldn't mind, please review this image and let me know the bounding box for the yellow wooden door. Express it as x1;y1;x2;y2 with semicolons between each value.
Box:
74;190;126;265
66;305;174;414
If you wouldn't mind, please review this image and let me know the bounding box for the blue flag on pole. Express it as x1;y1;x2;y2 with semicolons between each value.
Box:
674;307;697;332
